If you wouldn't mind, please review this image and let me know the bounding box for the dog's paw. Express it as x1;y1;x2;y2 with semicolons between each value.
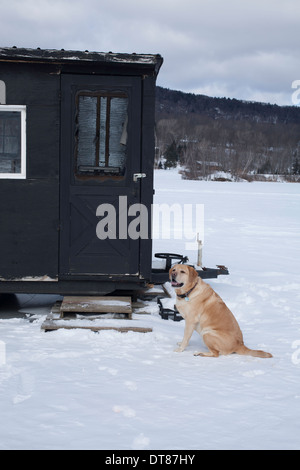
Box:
194;351;219;357
174;347;184;353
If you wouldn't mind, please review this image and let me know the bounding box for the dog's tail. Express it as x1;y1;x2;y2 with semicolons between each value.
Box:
236;344;273;358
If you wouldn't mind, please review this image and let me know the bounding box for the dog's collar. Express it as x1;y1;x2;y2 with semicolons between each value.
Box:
176;281;198;301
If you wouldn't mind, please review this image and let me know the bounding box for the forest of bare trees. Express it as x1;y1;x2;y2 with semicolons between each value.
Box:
155;87;300;181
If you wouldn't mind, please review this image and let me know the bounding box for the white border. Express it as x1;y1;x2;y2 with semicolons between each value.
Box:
0;105;26;179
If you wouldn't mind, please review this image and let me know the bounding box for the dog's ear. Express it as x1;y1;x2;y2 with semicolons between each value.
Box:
187;265;198;283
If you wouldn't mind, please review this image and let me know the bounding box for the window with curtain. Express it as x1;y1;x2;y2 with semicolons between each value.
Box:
75;91;128;178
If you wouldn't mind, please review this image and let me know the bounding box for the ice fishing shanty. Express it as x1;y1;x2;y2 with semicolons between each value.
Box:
0;46;165;294
0;47;227;297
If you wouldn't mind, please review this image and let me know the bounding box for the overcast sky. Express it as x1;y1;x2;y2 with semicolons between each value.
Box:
1;0;300;106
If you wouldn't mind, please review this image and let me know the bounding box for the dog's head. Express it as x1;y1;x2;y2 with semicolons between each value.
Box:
169;264;198;290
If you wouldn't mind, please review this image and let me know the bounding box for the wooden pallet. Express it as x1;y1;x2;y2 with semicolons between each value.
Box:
59;296;132;318
41;296;152;333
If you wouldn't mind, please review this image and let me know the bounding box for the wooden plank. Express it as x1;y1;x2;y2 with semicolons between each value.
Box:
135;284;167;299
60;296;132;315
41;319;152;333
132;301;155;315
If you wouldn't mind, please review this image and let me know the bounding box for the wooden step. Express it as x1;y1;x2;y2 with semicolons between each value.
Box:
41;318;152;333
60;296;132;318
41;296;152;333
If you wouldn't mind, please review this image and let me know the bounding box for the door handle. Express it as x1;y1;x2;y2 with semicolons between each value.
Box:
133;173;146;182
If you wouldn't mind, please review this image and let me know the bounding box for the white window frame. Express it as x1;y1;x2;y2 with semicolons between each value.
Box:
0;80;6;104
0;105;26;179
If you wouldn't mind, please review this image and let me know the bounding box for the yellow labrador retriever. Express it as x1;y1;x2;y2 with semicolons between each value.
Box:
170;264;272;358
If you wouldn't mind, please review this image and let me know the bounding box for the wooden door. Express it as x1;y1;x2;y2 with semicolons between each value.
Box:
59;74;142;278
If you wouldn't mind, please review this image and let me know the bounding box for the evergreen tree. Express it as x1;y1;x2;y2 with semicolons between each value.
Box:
164;141;179;169
292;156;300;175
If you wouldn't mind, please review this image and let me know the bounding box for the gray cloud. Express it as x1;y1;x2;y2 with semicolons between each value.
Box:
1;0;299;105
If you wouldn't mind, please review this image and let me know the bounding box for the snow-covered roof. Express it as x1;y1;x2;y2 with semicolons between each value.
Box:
0;47;163;74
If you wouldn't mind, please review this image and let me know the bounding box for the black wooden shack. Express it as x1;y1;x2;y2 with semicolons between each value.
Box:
0;47;163;295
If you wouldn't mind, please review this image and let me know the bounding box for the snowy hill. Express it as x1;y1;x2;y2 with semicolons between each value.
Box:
155;87;300;179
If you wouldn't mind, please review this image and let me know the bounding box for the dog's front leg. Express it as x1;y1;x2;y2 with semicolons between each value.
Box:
174;322;195;352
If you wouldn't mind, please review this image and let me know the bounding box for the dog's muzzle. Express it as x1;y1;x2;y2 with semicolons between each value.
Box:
171;275;184;288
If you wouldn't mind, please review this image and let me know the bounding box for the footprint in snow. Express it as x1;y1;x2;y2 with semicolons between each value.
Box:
124;380;138;391
98;366;118;376
132;433;150;450
113;405;136;417
242;370;265;378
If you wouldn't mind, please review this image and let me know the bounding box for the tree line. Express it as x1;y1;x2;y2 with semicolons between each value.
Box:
155;87;300;181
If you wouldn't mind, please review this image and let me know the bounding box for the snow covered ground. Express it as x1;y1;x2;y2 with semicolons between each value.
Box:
0;169;300;450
